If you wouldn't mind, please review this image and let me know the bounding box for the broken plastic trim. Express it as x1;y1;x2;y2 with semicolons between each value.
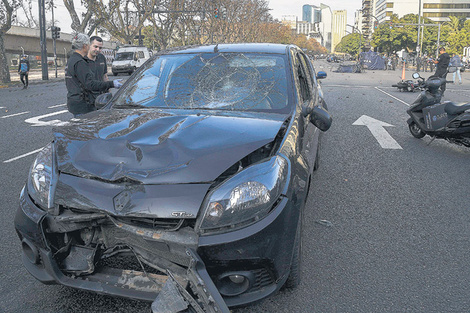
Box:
152;248;230;313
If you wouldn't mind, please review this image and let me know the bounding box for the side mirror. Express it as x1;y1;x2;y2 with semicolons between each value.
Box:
95;92;112;109
316;71;327;79
412;72;421;79
302;103;313;117
310;106;332;131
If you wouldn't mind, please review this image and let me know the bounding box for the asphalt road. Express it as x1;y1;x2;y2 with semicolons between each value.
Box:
1;61;469;312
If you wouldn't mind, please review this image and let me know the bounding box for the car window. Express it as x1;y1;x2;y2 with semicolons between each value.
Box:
115;52;134;61
298;52;318;100
112;53;291;113
295;54;312;103
138;51;145;59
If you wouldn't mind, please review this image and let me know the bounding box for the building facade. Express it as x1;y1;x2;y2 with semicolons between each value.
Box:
332;10;347;53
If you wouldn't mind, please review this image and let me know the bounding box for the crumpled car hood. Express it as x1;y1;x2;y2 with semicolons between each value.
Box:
54;109;284;185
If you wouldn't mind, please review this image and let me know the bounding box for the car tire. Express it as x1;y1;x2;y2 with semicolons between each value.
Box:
409;121;426;138
284;214;302;289
112;72;118;76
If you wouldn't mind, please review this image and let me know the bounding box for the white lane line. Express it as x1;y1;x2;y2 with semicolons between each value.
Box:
1;111;30;118
48;103;66;109
375;87;410;106
25;110;69;126
3;148;43;163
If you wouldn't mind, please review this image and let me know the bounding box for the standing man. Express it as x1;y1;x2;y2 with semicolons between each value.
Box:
65;33;122;117
86;36;109;105
433;47;450;96
18;55;30;89
450;53;463;84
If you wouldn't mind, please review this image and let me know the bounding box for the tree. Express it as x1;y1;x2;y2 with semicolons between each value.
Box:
1;0;19;83
335;33;363;56
90;0;160;44
63;0;98;35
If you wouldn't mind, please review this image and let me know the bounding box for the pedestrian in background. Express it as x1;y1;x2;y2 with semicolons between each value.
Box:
433;47;450;96
18;55;30;89
450;53;463;84
65;33;122;118
86;36;110;105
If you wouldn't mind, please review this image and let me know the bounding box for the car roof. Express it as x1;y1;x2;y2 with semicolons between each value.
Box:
163;43;294;55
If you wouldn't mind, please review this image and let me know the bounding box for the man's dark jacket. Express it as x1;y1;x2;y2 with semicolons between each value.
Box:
86;53;108;104
434;52;450;77
65;51;114;115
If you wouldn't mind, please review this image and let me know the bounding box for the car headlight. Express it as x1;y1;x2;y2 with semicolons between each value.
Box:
197;155;289;234
27;143;54;209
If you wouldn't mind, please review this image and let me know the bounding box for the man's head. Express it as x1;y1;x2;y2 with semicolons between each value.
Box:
439;47;446;54
88;36;104;60
72;33;90;56
22;55;27;59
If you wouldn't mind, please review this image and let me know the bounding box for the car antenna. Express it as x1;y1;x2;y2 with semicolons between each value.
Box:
214;44;219;53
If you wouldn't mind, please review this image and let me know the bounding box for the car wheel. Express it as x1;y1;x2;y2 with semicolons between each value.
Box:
284;214;302;289
409;121;426;138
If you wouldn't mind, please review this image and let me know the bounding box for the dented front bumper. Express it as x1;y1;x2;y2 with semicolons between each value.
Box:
15;182;297;310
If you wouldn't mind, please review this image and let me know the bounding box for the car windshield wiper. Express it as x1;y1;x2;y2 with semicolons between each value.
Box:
114;103;148;109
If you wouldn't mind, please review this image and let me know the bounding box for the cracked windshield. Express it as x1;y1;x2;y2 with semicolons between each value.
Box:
113;53;289;112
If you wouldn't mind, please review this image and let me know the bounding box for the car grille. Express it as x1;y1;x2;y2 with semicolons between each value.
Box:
114;216;185;231
249;268;275;292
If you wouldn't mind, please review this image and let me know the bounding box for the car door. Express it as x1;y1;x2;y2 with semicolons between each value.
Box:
293;50;319;172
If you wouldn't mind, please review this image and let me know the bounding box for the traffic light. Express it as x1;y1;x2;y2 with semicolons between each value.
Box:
374;21;378;29
214;8;219;18
389;22;392;29
51;26;61;39
221;7;227;19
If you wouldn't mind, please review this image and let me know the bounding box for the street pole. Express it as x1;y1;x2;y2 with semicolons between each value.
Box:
51;0;57;78
38;0;49;80
416;0;421;57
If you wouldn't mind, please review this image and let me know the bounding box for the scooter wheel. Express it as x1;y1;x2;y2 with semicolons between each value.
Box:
409;121;426;138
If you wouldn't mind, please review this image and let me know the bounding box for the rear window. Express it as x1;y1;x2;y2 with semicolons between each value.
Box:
112;53;290;113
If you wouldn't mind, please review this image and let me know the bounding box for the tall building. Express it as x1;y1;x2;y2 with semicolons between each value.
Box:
332;10;347;53
361;0;470;34
302;4;322;23
300;4;333;52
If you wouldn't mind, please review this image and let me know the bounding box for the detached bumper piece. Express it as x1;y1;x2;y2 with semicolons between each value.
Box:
152;249;229;313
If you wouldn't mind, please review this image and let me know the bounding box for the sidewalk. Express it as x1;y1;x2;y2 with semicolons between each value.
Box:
1;68;65;88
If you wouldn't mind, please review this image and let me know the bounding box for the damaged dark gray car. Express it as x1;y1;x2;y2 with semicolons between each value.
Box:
15;43;331;311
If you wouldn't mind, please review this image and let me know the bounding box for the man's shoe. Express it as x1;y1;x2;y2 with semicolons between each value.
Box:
22;86;26;89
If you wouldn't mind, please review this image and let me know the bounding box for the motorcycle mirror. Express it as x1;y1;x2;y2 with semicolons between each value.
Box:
412;72;421;79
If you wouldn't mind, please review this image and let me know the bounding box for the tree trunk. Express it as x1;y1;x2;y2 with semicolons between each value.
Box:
0;32;11;84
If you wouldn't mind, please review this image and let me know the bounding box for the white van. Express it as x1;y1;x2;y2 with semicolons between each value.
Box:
111;46;152;76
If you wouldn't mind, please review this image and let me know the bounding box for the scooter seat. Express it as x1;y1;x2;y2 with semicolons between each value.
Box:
444;101;470;115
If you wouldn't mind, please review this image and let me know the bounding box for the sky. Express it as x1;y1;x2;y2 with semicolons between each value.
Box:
267;0;363;26
18;0;363;37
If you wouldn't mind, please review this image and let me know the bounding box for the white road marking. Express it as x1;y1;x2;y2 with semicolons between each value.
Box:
353;115;403;150
375;87;410;106
24;110;69;127
1;111;30;118
48;103;67;109
3;148;43;163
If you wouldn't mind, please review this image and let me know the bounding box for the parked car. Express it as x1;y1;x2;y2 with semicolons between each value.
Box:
112;46;152;76
15;43;331;311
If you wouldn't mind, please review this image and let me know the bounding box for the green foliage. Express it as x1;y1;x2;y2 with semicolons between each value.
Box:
335;33;363;56
370;14;470;56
